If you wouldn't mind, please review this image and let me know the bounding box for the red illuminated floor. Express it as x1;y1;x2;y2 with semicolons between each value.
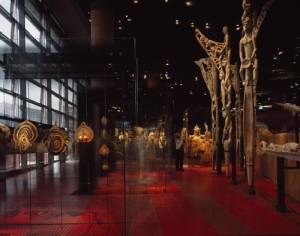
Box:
1;160;300;235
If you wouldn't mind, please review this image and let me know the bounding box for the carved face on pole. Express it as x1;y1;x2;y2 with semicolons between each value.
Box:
222;26;228;35
242;16;253;33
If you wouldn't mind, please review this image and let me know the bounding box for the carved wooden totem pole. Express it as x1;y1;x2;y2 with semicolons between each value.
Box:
195;26;233;176
239;0;274;194
195;58;218;171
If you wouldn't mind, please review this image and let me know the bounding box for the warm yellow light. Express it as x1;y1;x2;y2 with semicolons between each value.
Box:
75;122;94;143
185;0;193;7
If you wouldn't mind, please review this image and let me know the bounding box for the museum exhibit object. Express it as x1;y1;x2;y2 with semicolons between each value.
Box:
0;123;11;143
44;125;70;155
75;122;94;143
1;0;300;235
231;64;243;170
195;58;219;170
195;26;234;176
239;0;274;194
12;120;38;152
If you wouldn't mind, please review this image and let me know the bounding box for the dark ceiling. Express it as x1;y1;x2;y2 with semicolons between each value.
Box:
76;0;300;79
74;0;300;125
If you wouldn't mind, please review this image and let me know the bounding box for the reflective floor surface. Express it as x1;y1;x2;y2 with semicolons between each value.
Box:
1;160;300;235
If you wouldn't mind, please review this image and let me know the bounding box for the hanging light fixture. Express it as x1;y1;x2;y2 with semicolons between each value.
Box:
13;120;38;152
98;143;110;156
75;122;94;143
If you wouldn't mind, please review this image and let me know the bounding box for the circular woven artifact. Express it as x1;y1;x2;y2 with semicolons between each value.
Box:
44;125;69;155
74;122;94;143
0;123;11;141
13;120;38;152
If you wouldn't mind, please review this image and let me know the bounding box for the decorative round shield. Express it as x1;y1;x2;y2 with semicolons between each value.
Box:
44;125;69;155
0;123;11;141
13;120;38;152
74;122;94;143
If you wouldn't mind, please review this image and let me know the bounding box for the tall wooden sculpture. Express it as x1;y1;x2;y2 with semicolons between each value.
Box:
239;0;274;194
195;26;233;176
231;64;243;171
195;58;218;171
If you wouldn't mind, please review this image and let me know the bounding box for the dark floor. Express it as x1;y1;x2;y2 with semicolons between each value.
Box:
1;159;300;236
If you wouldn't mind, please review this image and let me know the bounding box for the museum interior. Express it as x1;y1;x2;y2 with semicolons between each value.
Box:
0;0;300;235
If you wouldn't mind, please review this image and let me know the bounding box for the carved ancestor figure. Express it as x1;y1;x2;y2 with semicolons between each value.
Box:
239;0;274;194
204;122;212;139
195;26;233;176
195;58;218;169
231;64;243;169
189;125;204;159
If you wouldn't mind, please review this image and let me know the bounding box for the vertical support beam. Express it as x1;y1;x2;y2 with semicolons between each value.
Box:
21;154;27;169
20;80;27;119
276;156;286;213
47;79;52;124
18;0;25;52
134;38;139;127
0;144;6;171
36;153;44;167
78;89;96;193
91;0;115;48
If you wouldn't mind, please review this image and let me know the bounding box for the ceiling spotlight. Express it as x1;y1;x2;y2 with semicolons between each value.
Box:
190;22;195;28
189;90;193;95
194;76;199;81
133;0;139;4
175;19;180;25
205;22;210;29
185;0;193;7
164;0;169;3
143;74;147;79
165;60;170;66
236;24;241;31
127;17;132;22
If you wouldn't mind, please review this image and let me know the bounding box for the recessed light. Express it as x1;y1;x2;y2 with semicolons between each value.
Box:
185;0;193;7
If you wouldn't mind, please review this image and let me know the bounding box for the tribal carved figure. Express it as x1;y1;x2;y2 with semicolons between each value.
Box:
231;64;243;169
195;27;233;176
195;58;218;169
239;0;274;194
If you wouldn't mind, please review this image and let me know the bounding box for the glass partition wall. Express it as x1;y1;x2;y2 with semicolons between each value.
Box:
0;1;175;234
